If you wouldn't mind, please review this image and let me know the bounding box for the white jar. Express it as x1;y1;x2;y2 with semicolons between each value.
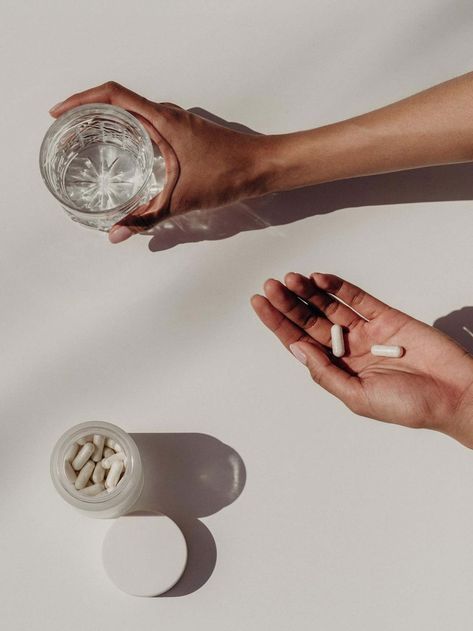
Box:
50;421;144;519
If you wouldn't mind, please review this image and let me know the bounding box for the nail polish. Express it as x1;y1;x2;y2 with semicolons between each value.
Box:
109;226;133;244
49;101;64;114
289;343;307;366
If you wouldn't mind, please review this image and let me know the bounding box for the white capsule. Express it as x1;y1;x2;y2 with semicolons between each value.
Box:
72;442;95;471
92;434;105;462
104;438;122;452
64;460;77;484
64;442;79;463
80;482;105;496
102;451;126;469
92;461;106;483
371;344;404;358
103;447;114;459
77;435;94;445
105;460;124;490
331;324;345;358
74;460;95;490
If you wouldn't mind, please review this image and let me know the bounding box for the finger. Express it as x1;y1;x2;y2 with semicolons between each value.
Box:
108;117;180;239
311;273;391;320
289;341;362;408
263;279;332;346
49;81;156;120
159;101;183;110
284;273;360;328
109;190;169;242
48;83;181;241
251;294;316;350
108;225;134;244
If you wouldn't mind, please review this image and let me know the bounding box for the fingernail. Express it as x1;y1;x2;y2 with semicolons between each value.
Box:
290;343;307;366
49;100;64;114
109;226;133;244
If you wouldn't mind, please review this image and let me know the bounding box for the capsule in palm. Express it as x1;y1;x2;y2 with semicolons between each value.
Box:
371;345;404;358
331;324;345;358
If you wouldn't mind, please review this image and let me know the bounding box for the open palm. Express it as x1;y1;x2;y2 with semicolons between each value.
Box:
251;273;473;447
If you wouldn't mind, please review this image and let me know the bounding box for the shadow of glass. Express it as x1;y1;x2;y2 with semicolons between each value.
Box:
433;306;473;355
147;108;473;252
129;433;246;597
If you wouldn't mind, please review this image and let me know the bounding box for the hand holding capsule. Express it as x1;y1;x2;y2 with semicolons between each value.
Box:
252;273;473;448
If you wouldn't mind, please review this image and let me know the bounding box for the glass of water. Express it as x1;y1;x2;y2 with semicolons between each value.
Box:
39;104;160;231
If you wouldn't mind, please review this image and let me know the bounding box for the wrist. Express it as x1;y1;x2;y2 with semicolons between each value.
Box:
248;121;378;196
242;134;287;198
448;378;473;449
246;132;317;196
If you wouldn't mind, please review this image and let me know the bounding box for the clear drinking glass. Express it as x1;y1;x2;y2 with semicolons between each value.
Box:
39;104;163;231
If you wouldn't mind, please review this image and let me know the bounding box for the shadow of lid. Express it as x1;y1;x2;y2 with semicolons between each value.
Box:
159;516;217;597
128;432;246;597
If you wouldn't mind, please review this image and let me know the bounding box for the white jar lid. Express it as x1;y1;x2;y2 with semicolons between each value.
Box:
102;511;187;597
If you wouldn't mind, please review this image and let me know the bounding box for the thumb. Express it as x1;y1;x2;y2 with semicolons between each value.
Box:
289;341;361;408
109;113;180;238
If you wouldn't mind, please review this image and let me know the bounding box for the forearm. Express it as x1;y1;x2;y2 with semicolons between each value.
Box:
257;71;473;193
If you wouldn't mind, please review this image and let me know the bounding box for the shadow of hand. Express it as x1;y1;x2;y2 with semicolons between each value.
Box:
147;108;473;252
434;306;473;355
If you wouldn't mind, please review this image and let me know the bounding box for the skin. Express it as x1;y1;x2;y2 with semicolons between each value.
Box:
50;72;473;242
49;82;264;243
49;77;473;444
251;273;473;449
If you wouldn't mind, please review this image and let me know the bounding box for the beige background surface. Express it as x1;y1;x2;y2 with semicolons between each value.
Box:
1;1;473;629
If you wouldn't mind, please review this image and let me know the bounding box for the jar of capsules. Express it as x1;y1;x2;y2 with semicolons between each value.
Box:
50;421;144;519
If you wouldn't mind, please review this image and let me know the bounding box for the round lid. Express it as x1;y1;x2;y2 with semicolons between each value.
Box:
102;511;188;597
